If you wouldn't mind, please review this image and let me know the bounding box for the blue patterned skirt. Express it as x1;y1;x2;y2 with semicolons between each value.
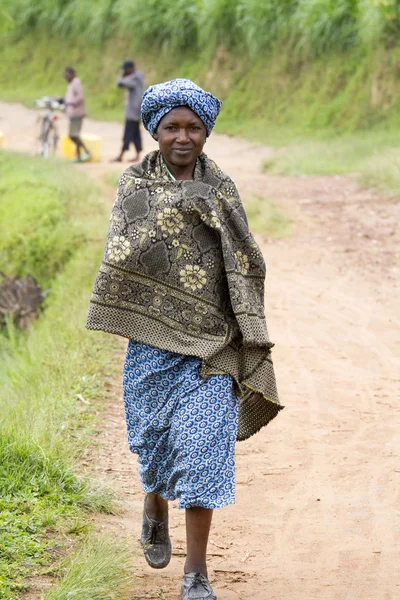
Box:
122;340;239;509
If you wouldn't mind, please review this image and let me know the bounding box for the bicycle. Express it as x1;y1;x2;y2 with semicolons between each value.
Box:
34;97;64;158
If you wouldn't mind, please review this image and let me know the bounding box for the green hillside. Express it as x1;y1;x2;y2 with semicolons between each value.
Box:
1;0;400;141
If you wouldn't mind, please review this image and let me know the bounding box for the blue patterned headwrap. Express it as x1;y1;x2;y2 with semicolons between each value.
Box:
141;78;222;138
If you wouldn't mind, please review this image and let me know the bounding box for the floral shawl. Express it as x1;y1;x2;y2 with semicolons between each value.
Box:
86;151;282;440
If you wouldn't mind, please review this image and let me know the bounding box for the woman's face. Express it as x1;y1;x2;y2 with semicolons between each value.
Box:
154;106;207;169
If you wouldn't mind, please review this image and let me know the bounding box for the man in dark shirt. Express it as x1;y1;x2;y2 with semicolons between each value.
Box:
112;60;145;163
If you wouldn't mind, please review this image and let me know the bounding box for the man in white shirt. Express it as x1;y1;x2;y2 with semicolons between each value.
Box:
63;67;91;163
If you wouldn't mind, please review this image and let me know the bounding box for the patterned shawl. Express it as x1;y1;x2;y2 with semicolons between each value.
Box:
86;151;282;440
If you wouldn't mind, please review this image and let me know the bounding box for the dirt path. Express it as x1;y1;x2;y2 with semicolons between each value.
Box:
1;102;399;599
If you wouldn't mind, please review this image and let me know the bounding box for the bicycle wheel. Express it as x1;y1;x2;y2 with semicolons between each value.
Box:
39;119;51;158
40;138;49;158
50;124;59;155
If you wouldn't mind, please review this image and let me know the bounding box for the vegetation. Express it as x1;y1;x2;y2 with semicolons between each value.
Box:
0;152;130;598
0;0;400;138
245;196;292;237
0;153;85;288
44;537;133;600
1;0;399;55
263;132;400;192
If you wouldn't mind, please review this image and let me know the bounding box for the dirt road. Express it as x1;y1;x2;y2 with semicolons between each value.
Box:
1;102;399;599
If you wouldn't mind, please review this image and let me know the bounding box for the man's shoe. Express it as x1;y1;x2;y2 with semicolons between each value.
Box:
80;153;91;163
140;506;171;569
181;572;217;600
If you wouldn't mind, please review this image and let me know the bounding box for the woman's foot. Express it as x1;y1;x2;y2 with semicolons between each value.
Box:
140;494;171;569
181;572;216;600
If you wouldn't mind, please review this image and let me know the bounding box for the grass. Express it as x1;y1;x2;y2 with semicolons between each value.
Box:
361;148;400;192
1;0;399;54
44;536;134;600
262;131;400;192
1;24;400;139
0;151;130;598
244;196;292;237
0;152;85;288
103;169;123;189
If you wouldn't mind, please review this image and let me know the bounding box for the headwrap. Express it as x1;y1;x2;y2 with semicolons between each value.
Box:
141;78;222;137
86;151;282;441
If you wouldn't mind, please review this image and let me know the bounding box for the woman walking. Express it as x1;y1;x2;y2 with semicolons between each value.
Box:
86;79;282;600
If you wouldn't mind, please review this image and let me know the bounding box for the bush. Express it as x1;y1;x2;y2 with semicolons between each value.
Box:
0;152;89;288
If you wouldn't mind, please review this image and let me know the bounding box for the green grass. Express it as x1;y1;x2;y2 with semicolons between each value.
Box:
244;196;292;237
262;131;400;192
1;0;399;54
0;152;86;288
361;147;400;192
103;169;123;189
1;25;400;139
0;152;129;598
44;536;133;600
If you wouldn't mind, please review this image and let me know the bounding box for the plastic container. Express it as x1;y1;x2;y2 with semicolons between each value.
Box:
61;133;101;162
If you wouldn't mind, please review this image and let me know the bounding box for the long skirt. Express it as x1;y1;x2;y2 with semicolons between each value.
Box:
122;340;239;509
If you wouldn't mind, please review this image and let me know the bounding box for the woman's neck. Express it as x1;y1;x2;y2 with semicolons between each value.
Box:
163;157;196;181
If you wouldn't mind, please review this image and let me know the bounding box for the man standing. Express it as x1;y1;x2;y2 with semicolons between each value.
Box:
112;60;145;163
63;67;91;163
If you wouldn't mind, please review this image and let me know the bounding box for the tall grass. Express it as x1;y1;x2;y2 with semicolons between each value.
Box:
1;0;399;55
293;0;359;56
1;2;400;156
114;0;200;53
2;30;400;141
1;1;400;136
